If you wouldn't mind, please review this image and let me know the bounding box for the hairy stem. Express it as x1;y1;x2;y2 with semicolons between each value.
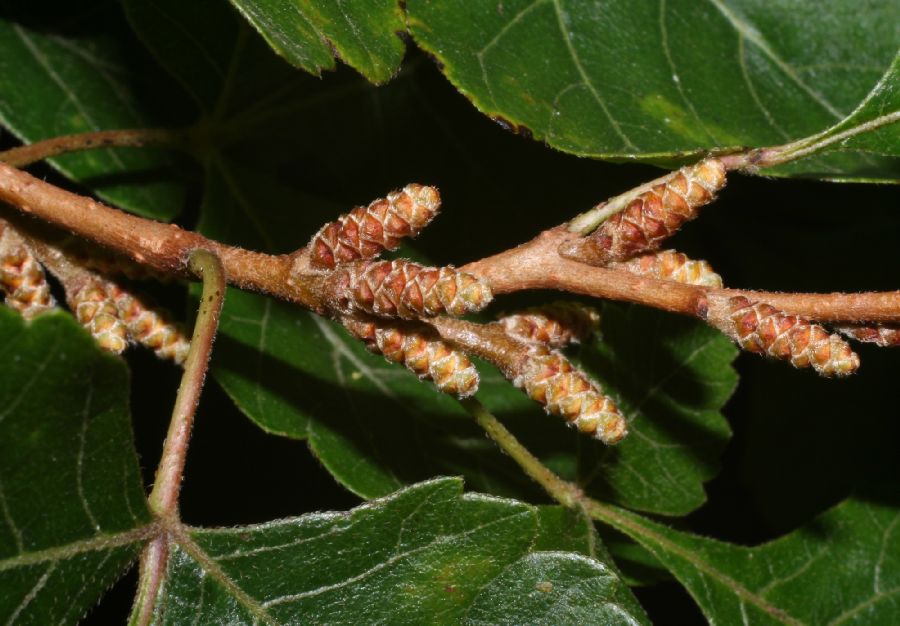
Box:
0;129;190;168
128;534;170;626
148;250;225;518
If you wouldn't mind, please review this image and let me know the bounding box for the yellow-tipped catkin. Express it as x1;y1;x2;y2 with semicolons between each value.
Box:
348;319;479;397
709;295;859;377
565;158;726;265
835;324;900;348
338;259;492;319
68;280;129;354
611;249;723;288
498;302;600;348
512;346;627;445
0;225;56;319
111;286;190;364
310;184;441;268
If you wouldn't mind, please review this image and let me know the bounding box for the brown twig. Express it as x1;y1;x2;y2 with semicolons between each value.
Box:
461;228;900;323
0;128;190;168
147;250;225;518
2;145;899;327
0;162;319;307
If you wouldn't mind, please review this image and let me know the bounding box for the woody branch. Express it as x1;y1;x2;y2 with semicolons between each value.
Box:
1;158;898;325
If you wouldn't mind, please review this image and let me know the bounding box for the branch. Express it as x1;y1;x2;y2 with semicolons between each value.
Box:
461;228;900;323
2;140;899;331
0;162;320;308
0;128;190;168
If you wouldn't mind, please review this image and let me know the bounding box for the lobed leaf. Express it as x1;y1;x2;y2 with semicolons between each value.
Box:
0;309;151;623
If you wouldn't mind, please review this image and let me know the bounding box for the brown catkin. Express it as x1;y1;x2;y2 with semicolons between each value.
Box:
610;249;723;288
338;259;492;319
310;184;441;269
0;226;56;319
567;158;726;265
709;295;859;377
68;280;129;354
835;324;900;348
347;319;479;397
111;286;190;364
511;346;626;444
498;302;600;348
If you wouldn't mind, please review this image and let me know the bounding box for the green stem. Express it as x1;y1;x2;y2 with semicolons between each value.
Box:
460;398;584;507
148;249;225;518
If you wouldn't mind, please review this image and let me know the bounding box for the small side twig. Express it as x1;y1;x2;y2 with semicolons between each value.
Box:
0;128;190;168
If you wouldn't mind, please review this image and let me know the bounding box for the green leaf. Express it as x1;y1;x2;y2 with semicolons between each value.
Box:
229;0;407;84
147;478;648;624
598;493;900;625
407;0;900;180
0;2;187;219
799;52;900;158
0;309;152;623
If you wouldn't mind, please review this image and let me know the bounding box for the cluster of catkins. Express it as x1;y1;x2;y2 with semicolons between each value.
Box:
308;185;629;445
561;157;896;376
306;184;488;399
0;219;189;364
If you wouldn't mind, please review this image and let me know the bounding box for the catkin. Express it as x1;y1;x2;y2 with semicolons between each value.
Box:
310;184;441;269
337;259;492;319
347;319;479;397
68;280;129;354
0;226;56;319
498;302;600;348
835;324;900;348
512;346;626;445
111;286;190;364
610;249;723;288
709;295;859;377
565;158;726;265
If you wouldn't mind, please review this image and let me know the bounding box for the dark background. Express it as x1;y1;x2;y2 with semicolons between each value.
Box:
2;2;898;623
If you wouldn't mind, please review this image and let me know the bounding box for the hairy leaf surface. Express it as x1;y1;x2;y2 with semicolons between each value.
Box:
147;478;648;624
602;494;900;625
0;310;151;624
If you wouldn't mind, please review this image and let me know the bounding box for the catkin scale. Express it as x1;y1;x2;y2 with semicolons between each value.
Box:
610;249;723;288
310;184;440;269
511;346;626;445
565;158;726;265
710;295;859;377
338;259;492;319
348;319;479;397
68;281;129;354
498;302;600;348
